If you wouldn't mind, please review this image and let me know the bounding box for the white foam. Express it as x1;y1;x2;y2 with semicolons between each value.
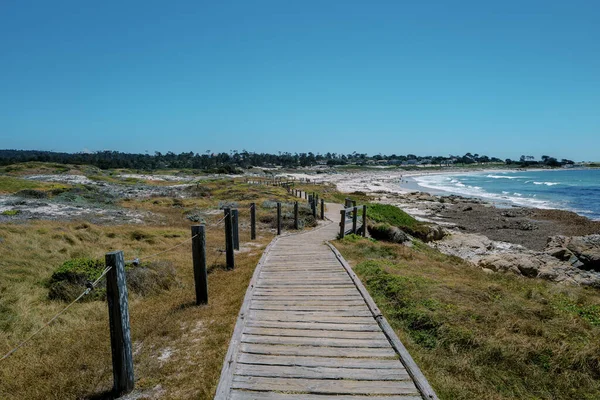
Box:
486;174;518;179
533;181;560;186
413;174;554;209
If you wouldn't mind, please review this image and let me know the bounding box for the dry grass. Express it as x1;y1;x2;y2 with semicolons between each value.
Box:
335;236;600;400
0;178;301;399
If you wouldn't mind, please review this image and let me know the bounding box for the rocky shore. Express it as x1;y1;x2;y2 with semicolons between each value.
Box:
368;190;600;287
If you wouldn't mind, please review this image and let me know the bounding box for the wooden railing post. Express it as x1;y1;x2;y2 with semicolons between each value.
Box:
232;209;239;251
362;205;367;237
105;251;134;396
339;209;346;239
277;202;282;235
294;201;299;230
250;203;256;240
312;196;317;218
191;225;208;305
352;206;358;234
320;199;325;220
224;208;235;269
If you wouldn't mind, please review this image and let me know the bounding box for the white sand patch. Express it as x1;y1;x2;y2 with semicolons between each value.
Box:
25;174;94;185
120;173;197;182
158;347;175;364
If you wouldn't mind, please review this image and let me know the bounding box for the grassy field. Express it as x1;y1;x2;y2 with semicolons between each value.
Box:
0;177;305;399
335;235;600;400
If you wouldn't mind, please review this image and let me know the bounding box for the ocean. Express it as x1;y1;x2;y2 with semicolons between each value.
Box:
411;169;600;221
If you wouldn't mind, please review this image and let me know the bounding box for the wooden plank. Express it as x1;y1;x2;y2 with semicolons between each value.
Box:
245;320;381;331
244;327;386;340
230;391;422;400
235;364;410;381
248;310;373;320
250;304;368;311
237;353;404;369
250;299;366;306
231;376;420;395
240;343;397;358
241;334;391;348
251;296;365;301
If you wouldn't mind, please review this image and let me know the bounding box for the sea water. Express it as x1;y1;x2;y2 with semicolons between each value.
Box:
412;169;600;220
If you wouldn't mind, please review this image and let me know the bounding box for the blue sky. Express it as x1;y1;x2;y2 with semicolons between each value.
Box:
1;1;599;161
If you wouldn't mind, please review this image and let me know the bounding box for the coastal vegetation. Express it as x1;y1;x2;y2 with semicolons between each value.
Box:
335;235;600;400
0;176;304;399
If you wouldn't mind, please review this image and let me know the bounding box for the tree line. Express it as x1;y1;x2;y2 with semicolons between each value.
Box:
0;149;574;171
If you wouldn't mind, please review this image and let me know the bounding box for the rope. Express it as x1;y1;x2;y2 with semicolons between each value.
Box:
1;266;113;362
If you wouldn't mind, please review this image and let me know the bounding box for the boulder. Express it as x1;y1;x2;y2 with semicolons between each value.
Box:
545;234;600;271
423;224;446;242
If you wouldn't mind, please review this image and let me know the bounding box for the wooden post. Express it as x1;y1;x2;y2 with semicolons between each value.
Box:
277;202;282;235
312;196;317;218
232;209;239;251
304;191;307;200
224;208;235;270
294;201;299;230
339;209;346;239
105;251;134;396
320;199;325;220
352;206;358;234
191;225;208;305
250;202;256;240
362;205;367;237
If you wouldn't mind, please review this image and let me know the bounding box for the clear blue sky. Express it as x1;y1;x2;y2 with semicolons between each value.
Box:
1;1;599;161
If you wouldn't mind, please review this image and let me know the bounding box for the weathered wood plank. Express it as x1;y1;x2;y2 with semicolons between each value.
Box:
237;353;404;369
241;334;391;348
230;391;422;400
251;299;366;306
252;295;360;300
248;310;373;320
243;327;386;339
231;376;420;395
250;304;368;311
235;364;410;381
245;320;381;331
240;343;397;358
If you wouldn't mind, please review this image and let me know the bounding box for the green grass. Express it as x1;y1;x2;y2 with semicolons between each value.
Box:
367;203;420;228
0;176;68;194
335;235;600;400
1;210;20;216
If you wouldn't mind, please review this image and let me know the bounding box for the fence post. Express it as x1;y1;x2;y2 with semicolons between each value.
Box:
224;208;235;269
232;209;239;251
312;197;317;218
105;251;134;396
320;199;324;220
277;202;282;235
294;201;299;229
304;191;307;200
250;203;256;240
339;209;346;239
191;225;208;305
352;206;358;234
362;205;367;237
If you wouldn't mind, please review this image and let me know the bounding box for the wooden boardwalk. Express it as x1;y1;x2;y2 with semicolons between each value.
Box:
215;203;437;400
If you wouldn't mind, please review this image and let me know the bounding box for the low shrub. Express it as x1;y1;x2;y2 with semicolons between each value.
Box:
1;210;21;216
48;257;177;302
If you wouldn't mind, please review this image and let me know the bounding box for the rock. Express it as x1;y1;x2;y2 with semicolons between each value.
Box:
424;224;446;242
368;223;410;244
463;206;473;212
545;234;600;271
566;235;600;271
